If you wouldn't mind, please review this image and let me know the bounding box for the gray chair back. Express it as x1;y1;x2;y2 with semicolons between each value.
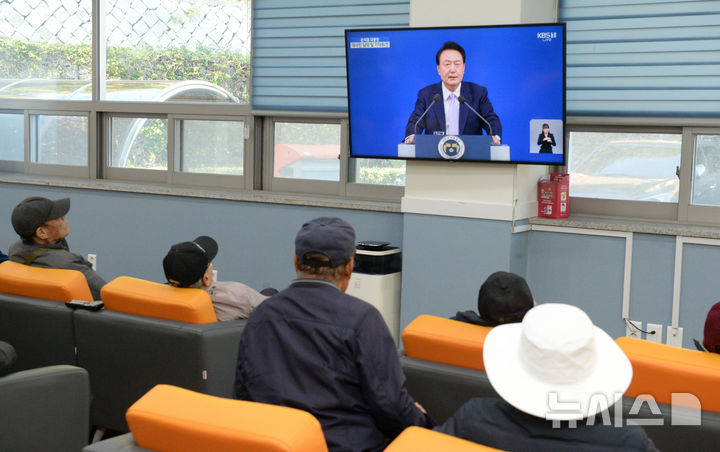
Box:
73;309;246;432
0;365;90;452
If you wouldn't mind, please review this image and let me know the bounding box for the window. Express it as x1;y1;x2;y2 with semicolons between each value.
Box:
2;0;406;203
0;0;92;100
567;131;681;203
31;114;88;166
178;119;245;176
0;113;24;162
352;158;406;187
3;0;252;186
691;134;720;207
565;123;720;223
104;0;250;104
273;122;341;182
560;0;720;224
109;116;168;170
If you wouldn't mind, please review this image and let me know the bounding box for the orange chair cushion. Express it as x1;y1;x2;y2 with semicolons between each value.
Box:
401;315;491;370
127;385;328;452
616;336;720;412
101;276;217;324
385;426;504;451
0;260;93;302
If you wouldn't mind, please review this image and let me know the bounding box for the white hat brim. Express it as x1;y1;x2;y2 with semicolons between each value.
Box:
483;322;633;421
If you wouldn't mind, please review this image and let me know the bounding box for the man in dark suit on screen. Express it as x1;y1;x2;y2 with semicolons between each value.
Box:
404;41;502;144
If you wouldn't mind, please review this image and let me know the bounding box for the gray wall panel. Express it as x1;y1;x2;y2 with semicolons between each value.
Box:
400;214;512;330
0;183;403;294
526;230;626;338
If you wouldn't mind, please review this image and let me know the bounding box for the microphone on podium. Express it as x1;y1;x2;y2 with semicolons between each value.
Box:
413;93;442;135
457;95;496;142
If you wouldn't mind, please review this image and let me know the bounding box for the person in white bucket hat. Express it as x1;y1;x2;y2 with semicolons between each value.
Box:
436;303;657;451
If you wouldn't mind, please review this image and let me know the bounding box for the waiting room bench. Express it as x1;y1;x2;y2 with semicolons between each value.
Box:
400;315;497;423
83;384;328;452
0;261;91;371
0;270;247;433
75;276;247;432
0;364;90;452
400;315;720;451
385;426;504;451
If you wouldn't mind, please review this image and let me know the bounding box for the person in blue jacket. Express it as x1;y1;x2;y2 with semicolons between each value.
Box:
234;217;432;451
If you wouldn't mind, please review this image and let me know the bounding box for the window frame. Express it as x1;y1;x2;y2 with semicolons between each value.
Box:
28;109;93;179
261;113;405;201
263;115;346;196
680;127;720;225
0;0;407;205
102;112;170;184
0;109;27;172
564;117;720;225
169;113;253;190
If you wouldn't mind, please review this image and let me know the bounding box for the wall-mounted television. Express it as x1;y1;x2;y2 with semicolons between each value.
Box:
345;23;565;165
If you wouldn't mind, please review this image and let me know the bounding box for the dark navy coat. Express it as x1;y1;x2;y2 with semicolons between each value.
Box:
235;278;432;452
437;398;657;452
404;82;502;139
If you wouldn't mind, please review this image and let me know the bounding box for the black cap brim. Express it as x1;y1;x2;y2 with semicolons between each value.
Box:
193;236;218;262
47;198;70;221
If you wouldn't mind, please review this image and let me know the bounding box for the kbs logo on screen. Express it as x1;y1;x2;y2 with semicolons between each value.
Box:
537;31;557;42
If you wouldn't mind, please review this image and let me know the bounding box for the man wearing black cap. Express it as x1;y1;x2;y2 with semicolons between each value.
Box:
234;217;432;451
163;236;267;321
453;271;534;326
8;196;106;300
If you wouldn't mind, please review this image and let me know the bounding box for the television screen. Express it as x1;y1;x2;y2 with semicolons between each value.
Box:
345;23;565;164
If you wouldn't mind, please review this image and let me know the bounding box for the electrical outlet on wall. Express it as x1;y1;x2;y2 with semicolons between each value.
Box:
667;326;684;347
646;323;663;344
626;320;642;339
87;254;97;271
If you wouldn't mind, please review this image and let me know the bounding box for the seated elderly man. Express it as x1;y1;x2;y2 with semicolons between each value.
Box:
163;235;267;321
8;196;106;300
453;271;534;326
437;303;657;451
235;217;432;451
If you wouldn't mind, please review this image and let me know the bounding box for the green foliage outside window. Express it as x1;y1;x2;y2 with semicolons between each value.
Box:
0;38;250;102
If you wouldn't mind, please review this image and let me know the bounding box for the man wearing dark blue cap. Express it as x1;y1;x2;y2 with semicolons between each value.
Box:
8;196;106;300
234;217;432;452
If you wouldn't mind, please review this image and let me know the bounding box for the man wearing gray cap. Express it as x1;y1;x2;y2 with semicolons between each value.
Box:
234;217;432;451
8;196;106;300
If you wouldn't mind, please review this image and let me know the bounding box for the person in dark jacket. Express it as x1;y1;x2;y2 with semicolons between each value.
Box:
437;303;657;452
8;196;106;300
537;123;556;153
453;271;534;326
234;217;432;452
0;249;7;263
